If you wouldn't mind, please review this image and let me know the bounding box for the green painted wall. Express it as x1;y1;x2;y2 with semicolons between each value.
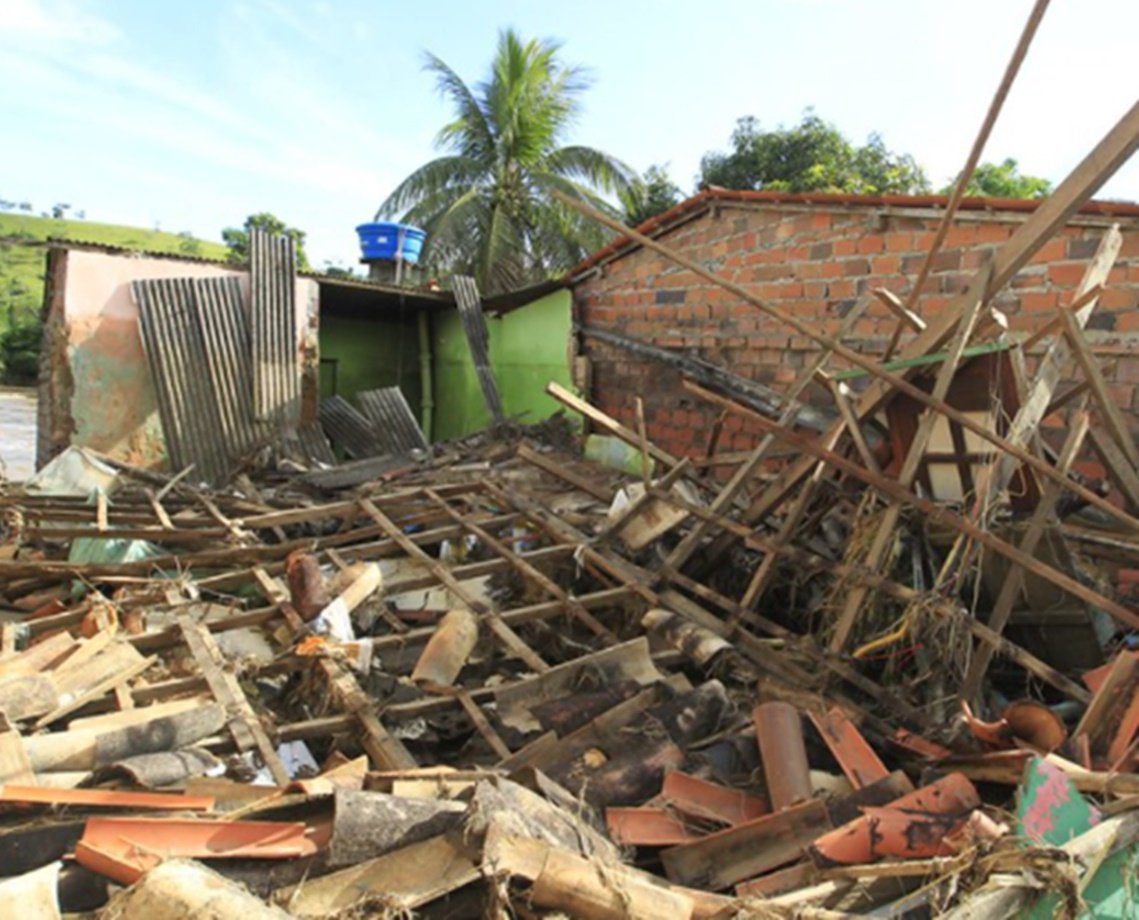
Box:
319;314;422;416
432;288;573;441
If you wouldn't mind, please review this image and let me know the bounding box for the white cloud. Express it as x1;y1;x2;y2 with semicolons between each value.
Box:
0;0;120;46
0;1;427;266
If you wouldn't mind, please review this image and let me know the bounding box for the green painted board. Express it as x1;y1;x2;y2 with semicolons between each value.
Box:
1018;756;1138;919
432;288;574;441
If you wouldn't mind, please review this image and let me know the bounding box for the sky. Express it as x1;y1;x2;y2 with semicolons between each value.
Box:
2;0;1138;269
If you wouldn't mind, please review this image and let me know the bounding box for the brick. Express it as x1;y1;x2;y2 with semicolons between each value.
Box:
945;226;978;247
834;239;857;256
1101;288;1139;310
962;249;995;270
976;223;1013;243
1115;310;1139;333
810;242;833;260
922;296;950;316
1021;290;1059;312
884;232;912;252
931;250;961;272
871;255;900;275
940;274;969;295
1029;239;1067;264
843;259;871;276
1047;263;1086;287
1121;234;1139;259
857;236;884;254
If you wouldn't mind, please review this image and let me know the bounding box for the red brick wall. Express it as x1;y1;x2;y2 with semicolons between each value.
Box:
573;203;1139;465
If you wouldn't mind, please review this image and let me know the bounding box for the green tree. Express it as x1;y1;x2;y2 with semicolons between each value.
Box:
222;213;311;270
0;306;42;385
620;164;683;227
942;158;1052;200
377;30;634;294
700;111;929;195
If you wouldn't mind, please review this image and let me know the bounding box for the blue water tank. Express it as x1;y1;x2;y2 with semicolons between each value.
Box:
355;222;427;264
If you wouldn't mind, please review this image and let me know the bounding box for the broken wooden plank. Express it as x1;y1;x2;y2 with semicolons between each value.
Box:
546;382;680;469
555;97;1139;540
960;406;1092;700
685;380;1139;635
1058;292;1139;470
517;444;613;502
829;262;992;652
179;620;289;785
359;497;549;673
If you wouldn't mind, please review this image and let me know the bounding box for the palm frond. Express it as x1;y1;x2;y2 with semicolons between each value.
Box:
375;156;484;220
423;52;493;160
377;29;628;293
543;146;635;196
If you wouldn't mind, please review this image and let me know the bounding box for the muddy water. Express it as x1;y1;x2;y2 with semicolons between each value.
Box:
0;388;36;480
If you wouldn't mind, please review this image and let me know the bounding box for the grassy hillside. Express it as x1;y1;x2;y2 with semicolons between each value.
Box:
0;213;228;332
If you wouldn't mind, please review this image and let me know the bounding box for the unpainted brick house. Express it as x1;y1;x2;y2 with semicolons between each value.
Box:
567;188;1139;475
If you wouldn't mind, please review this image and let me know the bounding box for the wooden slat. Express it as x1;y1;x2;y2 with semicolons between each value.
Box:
961;408;1092;700
1059;297;1139;469
829;263;991;652
546;382;680;469
1089;427;1139;512
664;296;872;572
686;380;1139;635
180;619;290;785
358;498;549;673
516;444;613;502
423;489;617;643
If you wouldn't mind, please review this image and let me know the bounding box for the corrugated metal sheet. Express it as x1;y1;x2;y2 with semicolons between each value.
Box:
356;387;428;455
134;277;269;485
319;396;382;459
194;277;267;460
452;275;505;424
250;228;300;424
301;454;410;491
289;421;337;466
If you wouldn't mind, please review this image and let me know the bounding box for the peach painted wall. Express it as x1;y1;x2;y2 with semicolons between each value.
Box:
46;249;316;469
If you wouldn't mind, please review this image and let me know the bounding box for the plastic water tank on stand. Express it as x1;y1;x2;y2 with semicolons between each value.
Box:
355;222;426;284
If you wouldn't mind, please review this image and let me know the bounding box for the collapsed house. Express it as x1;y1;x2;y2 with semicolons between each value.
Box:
4;56;1139;920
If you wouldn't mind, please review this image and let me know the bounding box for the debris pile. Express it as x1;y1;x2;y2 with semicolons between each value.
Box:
3;13;1139;914
3;345;1139;917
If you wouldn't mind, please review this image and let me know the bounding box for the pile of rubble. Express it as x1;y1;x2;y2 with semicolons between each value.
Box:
2;357;1139;918
4;9;1139;915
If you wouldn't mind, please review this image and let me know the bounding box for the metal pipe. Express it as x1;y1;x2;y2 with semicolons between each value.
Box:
418;309;434;442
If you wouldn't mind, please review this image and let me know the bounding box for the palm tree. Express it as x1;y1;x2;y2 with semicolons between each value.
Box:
377;30;633;294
